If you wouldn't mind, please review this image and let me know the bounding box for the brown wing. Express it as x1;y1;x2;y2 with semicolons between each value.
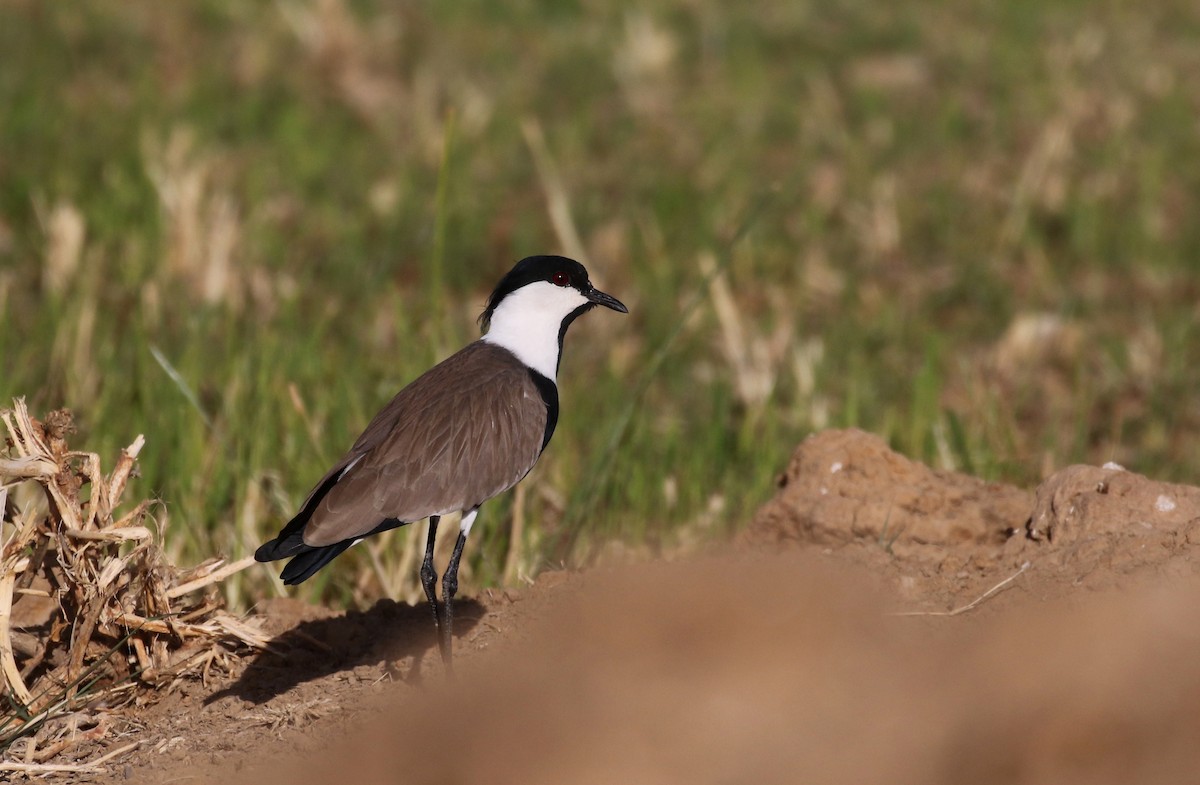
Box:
300;342;549;547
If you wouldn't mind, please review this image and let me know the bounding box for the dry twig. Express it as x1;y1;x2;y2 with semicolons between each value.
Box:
892;561;1032;617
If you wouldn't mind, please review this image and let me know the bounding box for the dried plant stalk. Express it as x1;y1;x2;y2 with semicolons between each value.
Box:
0;570;32;704
0;397;261;768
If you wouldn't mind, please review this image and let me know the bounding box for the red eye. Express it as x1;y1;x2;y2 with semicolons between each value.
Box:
551;271;570;286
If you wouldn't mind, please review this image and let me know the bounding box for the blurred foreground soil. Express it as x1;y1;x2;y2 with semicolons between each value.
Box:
73;430;1200;785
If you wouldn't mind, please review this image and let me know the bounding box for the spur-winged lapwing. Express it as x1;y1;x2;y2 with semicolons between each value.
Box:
255;255;627;665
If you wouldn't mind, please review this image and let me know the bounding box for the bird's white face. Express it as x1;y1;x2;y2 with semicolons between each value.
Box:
481;280;591;381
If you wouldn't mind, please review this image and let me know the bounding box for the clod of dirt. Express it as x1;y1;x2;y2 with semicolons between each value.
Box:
1027;463;1200;544
998;463;1200;586
747;429;1033;549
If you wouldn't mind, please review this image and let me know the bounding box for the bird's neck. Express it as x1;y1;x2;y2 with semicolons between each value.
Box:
481;301;567;382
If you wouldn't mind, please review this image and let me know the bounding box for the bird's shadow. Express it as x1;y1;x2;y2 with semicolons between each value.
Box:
205;597;483;706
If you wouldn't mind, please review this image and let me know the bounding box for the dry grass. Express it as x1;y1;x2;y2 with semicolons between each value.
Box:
0;399;267;767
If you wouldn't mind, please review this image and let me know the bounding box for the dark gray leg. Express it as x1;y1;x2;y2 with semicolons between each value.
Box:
419;516;441;630
438;530;469;667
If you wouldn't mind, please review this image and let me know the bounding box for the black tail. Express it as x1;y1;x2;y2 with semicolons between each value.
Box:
254;528;306;563
254;469;346;563
277;541;356;584
255;527;346;585
257;514;411;585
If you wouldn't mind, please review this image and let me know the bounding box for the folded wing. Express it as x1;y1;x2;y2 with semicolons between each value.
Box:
300;342;551;547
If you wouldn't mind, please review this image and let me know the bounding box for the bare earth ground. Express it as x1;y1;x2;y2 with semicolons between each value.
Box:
30;430;1200;784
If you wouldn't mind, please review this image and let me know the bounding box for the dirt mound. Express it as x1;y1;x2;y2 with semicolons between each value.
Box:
745;429;1200;609
253;555;1200;785
28;429;1200;783
748;428;1032;548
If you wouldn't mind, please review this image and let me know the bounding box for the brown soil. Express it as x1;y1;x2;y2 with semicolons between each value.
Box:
30;430;1200;784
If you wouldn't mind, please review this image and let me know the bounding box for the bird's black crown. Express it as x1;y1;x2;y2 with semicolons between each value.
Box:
479;255;591;330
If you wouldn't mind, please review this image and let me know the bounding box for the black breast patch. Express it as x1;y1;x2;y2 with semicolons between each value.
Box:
527;369;559;452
